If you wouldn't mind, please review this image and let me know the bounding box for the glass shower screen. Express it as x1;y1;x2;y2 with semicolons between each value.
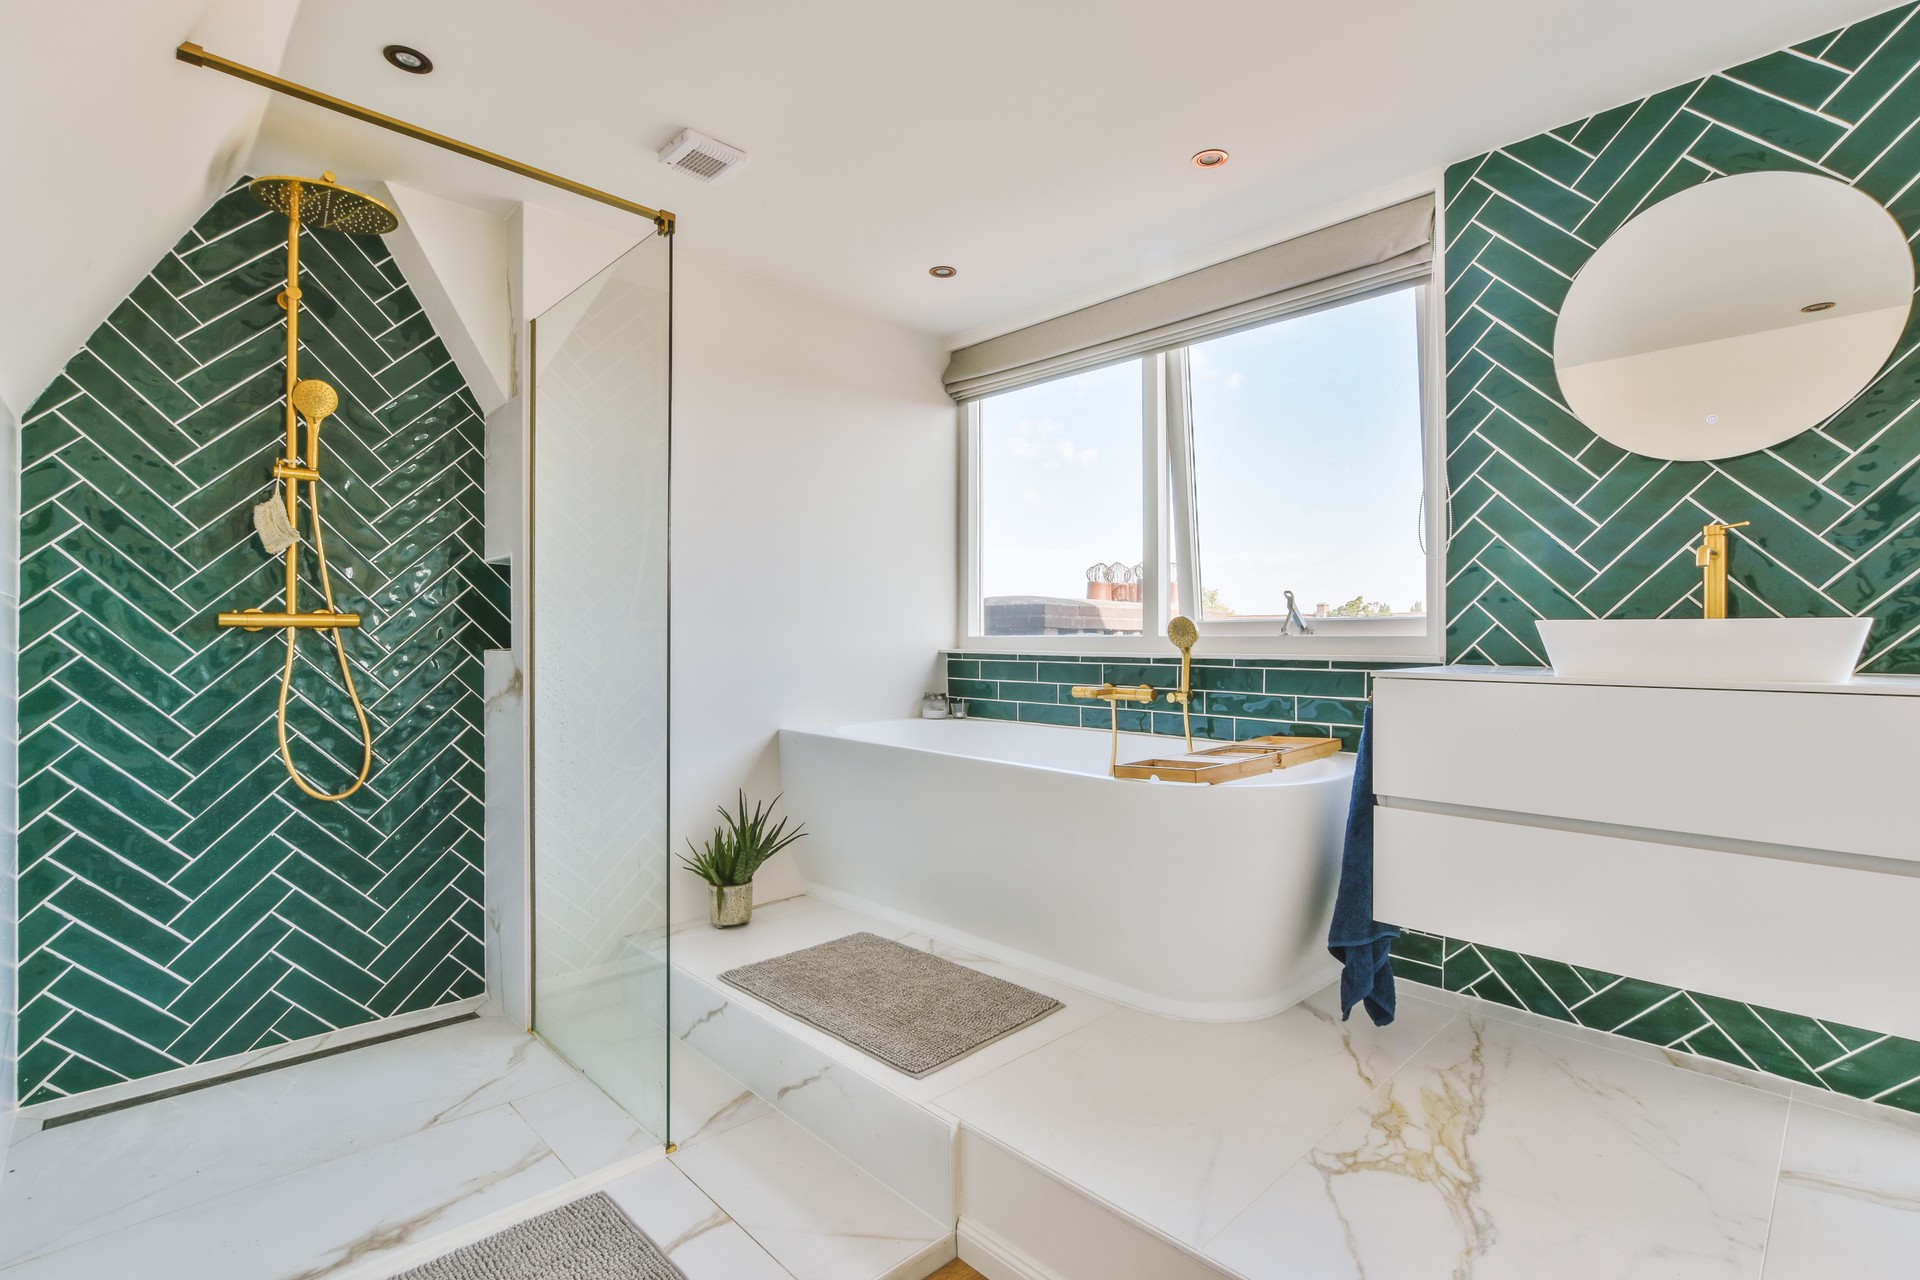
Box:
529;232;672;1143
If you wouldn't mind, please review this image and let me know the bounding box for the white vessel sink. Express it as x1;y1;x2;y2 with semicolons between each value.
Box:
1536;618;1872;684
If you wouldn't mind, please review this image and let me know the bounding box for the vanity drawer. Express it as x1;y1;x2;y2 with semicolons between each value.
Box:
1374;805;1920;1041
1374;676;1920;862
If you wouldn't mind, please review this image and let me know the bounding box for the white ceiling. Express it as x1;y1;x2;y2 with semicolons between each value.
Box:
251;0;1896;347
32;0;1911;388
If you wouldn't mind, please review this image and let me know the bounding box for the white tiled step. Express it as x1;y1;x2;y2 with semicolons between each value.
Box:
665;895;1121;1227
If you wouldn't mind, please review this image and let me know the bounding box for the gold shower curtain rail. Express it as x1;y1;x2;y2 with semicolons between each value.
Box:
175;43;677;236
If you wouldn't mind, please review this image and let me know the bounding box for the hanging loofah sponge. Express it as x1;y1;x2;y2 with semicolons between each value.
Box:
253;497;301;556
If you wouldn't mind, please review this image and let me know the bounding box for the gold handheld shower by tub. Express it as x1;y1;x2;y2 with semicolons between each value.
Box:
215;173;395;802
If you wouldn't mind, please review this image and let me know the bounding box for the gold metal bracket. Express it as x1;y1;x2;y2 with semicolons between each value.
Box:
175;43;678;237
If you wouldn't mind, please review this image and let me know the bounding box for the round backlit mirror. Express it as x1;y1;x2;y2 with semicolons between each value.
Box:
1553;171;1914;462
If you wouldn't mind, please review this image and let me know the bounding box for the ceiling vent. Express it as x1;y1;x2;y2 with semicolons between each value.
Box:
658;128;747;183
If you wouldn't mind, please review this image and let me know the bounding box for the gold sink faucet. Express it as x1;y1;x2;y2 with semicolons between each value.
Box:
1070;682;1157;774
1695;519;1750;619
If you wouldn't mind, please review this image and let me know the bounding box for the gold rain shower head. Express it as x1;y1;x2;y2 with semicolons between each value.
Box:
248;172;398;235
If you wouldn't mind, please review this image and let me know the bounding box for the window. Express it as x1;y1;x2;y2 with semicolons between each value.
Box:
1182;287;1427;630
962;283;1437;656
977;360;1145;637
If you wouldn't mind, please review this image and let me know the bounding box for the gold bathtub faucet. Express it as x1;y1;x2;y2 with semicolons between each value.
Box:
1070;683;1158;774
1695;520;1750;619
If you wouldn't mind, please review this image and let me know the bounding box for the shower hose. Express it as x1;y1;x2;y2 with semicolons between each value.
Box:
277;428;374;803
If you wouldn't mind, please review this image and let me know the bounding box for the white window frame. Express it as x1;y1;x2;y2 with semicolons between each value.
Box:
957;277;1446;661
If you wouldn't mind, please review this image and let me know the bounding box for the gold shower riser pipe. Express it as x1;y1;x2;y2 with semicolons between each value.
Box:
219;611;362;630
175;43;677;236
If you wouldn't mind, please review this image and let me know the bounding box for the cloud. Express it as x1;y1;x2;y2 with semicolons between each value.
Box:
1223;372;1242;391
1009;416;1098;468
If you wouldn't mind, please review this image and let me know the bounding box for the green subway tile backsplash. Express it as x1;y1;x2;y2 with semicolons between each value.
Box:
943;650;1397;747
1393;931;1920;1114
1445;1;1920;672
14;179;494;1104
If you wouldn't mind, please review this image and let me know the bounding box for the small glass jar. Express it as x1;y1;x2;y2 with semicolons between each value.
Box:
949;697;969;719
920;692;950;719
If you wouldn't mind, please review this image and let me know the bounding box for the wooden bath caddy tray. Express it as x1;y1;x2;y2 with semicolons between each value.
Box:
1112;735;1343;784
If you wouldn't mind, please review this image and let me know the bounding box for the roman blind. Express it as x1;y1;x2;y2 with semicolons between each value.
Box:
942;195;1434;401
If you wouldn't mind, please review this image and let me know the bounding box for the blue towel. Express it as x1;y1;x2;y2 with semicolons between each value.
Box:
1327;704;1400;1025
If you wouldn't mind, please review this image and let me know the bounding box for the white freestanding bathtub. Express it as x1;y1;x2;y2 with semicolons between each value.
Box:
777;718;1356;1020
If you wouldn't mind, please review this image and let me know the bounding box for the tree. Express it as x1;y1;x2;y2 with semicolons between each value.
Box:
1201;586;1236;617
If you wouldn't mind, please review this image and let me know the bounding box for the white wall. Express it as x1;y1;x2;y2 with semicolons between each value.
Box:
670;256;956;922
0;0;297;411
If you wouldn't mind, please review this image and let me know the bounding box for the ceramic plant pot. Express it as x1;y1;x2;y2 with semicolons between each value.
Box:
711;882;753;928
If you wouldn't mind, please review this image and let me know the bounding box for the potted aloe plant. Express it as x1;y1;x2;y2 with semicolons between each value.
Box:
680;791;808;927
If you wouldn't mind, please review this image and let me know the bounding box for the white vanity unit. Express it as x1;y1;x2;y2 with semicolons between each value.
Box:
1372;666;1920;1040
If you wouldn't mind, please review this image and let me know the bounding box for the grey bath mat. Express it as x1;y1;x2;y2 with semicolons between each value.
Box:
720;931;1063;1077
394;1193;685;1280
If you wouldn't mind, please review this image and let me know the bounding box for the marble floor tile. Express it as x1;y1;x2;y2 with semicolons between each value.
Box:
0;1017;574;1267
933;986;1455;1247
1762;1100;1920;1278
1205;1013;1791;1279
510;1076;659;1177
601;1158;795;1280
1403;981;1797;1100
668;1110;951;1280
0;1105;572;1280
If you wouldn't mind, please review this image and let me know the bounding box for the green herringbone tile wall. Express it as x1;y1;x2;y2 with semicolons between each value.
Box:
1445;2;1920;671
14;179;505;1104
1427;3;1920;1111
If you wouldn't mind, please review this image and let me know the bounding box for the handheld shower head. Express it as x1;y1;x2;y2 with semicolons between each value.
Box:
291;378;338;425
249;173;398;235
1168;615;1199;652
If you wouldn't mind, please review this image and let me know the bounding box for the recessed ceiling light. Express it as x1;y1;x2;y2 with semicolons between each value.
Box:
929;265;958;279
1801;300;1837;312
1192;148;1230;169
383;45;433;74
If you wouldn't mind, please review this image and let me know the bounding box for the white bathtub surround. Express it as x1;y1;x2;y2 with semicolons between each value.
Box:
779;718;1353;1020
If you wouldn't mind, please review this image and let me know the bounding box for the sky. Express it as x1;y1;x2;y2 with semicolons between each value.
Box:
978;286;1427;619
